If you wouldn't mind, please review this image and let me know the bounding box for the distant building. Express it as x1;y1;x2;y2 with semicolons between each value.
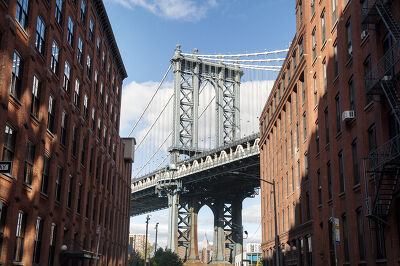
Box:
130;234;150;257
234;250;262;266
200;234;213;263
246;243;261;254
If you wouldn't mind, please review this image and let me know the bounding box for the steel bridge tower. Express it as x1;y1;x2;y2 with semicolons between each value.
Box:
160;45;246;263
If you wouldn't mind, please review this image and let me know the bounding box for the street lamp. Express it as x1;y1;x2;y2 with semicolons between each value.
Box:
144;215;150;266
230;172;280;266
241;230;248;266
154;222;159;254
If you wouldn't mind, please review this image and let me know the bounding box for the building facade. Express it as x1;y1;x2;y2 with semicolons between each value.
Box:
0;0;134;265
129;234;150;257
260;0;400;265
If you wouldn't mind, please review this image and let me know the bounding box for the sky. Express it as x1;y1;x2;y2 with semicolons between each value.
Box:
104;0;296;251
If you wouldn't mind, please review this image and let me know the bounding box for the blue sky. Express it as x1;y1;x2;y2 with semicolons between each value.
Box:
104;0;296;251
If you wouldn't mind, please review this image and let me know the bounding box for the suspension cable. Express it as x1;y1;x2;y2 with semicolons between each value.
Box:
127;63;172;137
196;57;286;62
181;49;289;58
135;93;174;152
134;131;173;178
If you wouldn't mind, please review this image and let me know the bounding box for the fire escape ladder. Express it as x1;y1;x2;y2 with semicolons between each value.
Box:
381;79;400;125
373;167;400;223
375;0;400;42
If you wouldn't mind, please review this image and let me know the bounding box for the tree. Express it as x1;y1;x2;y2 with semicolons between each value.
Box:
128;250;145;266
150;248;183;266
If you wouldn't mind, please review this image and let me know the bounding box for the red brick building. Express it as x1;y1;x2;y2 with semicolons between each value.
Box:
0;0;134;265
259;0;400;265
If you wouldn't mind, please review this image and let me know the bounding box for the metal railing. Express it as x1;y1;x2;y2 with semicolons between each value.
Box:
365;134;400;172
365;40;400;94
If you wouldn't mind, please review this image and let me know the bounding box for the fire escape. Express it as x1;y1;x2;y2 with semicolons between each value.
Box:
362;0;400;226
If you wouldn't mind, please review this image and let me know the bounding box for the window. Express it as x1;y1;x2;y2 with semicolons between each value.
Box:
60;111;67;146
324;108;329;144
94;70;98;93
352;139;360;185
0;201;7;261
323;59;327;94
92;108;96;131
298;36;303;58
47;95;55;133
325;161;333;203
55;167;62;202
83;94;89;119
346;19;352;59
306;192;310;220
35;17;45;55
89;19;94;41
107;64;111;80
77;183;82;214
317;169;322;205
80;0;86;23
10;51;23;100
303;112;307;141
376;223;386;259
50;41;59;74
100;82;103;104
349;77;355;114
32;216;43;264
97;37;101;57
313;74;317;106
67;17;74;46
368;124;377;153
331;0;337;25
316;121;320;154
41;155;50;194
312;27;317;61
72;125;77;156
31;75;40;118
86;55;91;79
335;94;341;133
24;141;35;185
305;235;312;265
48;223;57;266
105;93;109;111
311;0;315;16
356;207;366;260
340;214;350;262
63;61;71;92
67;175;73;208
2;125;16;172
364;55;373;103
296;122;299;149
103;126;107;147
102;51;106;70
81;135;87;166
334;41;338;78
361;0;369;35
297;160;301;187
16;0;29;30
14;211;26;262
77;37;83;65
97;118;101;138
74;79;80;107
321;10;326;44
55;0;62;25
338;151;345;193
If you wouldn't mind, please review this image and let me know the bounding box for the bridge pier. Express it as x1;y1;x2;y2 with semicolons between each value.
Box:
212;200;226;263
185;201;200;263
167;191;180;252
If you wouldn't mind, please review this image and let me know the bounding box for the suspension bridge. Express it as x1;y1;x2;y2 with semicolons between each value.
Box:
128;45;288;263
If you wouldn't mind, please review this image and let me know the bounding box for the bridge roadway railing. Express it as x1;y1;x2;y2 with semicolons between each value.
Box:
131;133;260;194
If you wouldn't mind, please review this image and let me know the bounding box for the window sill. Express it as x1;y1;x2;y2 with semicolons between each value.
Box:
9;94;22;109
360;33;370;47
353;183;361;191
331;20;338;34
339;191;345;198
343;0;351;14
40;192;48;198
336;131;342;140
333;75;339;86
12;262;24;265
358;261;367;265
23;183;32;189
345;56;353;68
318;204;322;209
325;142;330;151
312;57;317;66
30;114;40;126
0;172;15;181
327;199;333;205
46;129;55;139
364;101;374;112
321;40;328;51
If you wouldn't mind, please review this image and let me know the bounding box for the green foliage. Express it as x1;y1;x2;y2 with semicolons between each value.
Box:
128;250;145;266
150;248;183;266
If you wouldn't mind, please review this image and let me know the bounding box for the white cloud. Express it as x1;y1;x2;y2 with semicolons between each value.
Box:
111;0;218;21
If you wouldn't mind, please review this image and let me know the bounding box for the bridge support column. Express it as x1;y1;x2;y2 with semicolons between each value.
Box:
212;200;226;263
186;201;200;262
167;191;179;252
231;198;243;262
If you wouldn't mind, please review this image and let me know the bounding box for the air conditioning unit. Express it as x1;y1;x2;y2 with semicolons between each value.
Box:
361;30;368;40
382;75;392;81
348;46;353;55
342;110;355;121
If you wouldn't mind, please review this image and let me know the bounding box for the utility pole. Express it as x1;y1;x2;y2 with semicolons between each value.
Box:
144;215;150;266
272;180;280;266
154;222;159;254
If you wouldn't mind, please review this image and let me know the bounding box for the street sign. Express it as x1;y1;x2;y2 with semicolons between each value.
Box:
0;161;12;174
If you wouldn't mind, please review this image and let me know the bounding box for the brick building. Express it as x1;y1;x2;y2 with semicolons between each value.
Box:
0;0;134;265
259;0;400;265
